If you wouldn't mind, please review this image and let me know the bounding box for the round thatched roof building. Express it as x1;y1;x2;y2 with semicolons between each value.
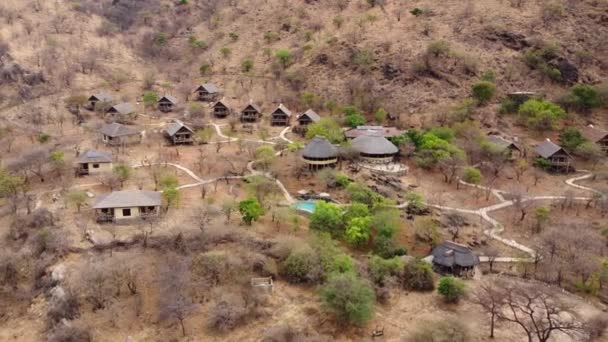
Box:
300;136;338;169
351;134;398;163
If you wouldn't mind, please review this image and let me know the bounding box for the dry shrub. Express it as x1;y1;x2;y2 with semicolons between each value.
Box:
47;324;91;342
251;254;278;277
587;314;608;341
262;323;333;342
204;225;240;245
267;236;302;260
191;251;246;287
409;317;470;342
47;287;80;328
207;293;249;332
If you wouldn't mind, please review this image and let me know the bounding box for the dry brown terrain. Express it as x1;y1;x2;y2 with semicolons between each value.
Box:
1;1;608;341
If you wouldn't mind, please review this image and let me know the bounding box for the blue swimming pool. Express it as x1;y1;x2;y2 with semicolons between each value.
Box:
293;201;317;213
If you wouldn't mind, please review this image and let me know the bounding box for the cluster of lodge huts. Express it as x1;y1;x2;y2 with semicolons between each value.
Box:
87;83;326;132
79;85;608;222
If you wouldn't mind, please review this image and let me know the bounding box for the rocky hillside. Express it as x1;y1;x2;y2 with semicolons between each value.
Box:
0;0;606;122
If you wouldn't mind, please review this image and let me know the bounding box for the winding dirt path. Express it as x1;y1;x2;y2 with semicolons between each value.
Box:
403;172;601;263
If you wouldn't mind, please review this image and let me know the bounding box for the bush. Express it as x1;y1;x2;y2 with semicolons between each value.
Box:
499;97;519;114
462;167;482;184
239;197;264;225
275;49;292;68
344;113;366;128
560;84;603;113
305;118;344;144
402;259;435;291
373;235;407;259
199;63;212;76
263;31;280;43
47;288;80;327
48;325;92;342
427;40;450;57
207;293;249;332
409;318;470;342
345;216;372;246
280;247;323;283
471;81;495;105
437;276;466;303
343;202;370;225
368;256;404;285
352;49;374;72
143;91;158;108
220;47;232;58
192;251;243;286
241;58;254;73
319;272;375;326
558;127;586;151
518;99;566;130
410;8;423;16
575;141;604;161
309;201;343;237
374;108;387;123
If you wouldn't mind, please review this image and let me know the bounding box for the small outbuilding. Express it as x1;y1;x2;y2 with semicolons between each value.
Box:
300;136;338;170
535;139;573;172
158;95;178;112
431;241;479;278
87;92;114;110
75;150;113;176
212;99;231;118
195;83;220;102
270;104;292;126
240;101;262;122
165;120;194;145
93;190;161;223
487;135;522;158
351;134;398;164
100;122;141;146
106;102;136;119
345;126;403;140
581;124;608;154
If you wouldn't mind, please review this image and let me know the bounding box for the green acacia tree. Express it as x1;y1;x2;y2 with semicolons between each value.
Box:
534;207;550;233
309;201;343;237
239;197;264;225
518;99;566;130
67;190;87;212
558;128;586;151
241;58;254;73
305;118;344;143
255;145;276;171
462;167;482;185
319;272;375;326
437;276;466;303
162;186;180;210
113;164;132;188
345;216;372;246
143;91;159;108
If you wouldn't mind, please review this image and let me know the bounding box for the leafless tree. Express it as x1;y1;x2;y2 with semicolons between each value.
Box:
438;155;465;184
194;205;220;234
495;283;584;342
80;261;112;311
511;189;531;222
482;246;499;273
474;280;507;338
158;257;195;337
